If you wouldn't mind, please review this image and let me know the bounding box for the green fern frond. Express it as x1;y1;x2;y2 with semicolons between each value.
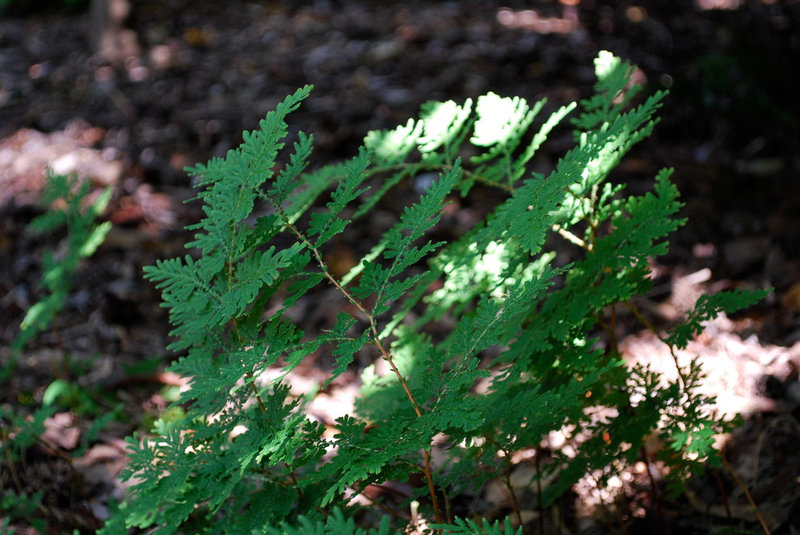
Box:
307;147;371;247
14;171;111;351
265;508;393;535
364;118;423;166
432;516;522;535
354;162;460;316
572;50;644;131
418;97;474;164
666;287;770;349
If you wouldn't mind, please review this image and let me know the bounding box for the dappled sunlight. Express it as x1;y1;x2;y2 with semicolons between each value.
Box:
471;93;531;148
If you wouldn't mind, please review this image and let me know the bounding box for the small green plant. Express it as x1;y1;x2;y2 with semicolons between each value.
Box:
12;171;112;352
105;51;767;533
2;172;111;529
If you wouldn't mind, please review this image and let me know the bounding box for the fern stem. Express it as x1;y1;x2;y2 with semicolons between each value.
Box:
1;428;24;495
423;450;443;523
712;468;733;520
245;370;266;412
231;318;268;412
279;212;426;418
608;304;618;352
504;454;523;527
278;210;443;523
260;467;330;519
623;300;690;391
640;446;666;535
371;330;442;523
288;470;330;519
552;224;586;248
367;324;442;524
484;435;523;527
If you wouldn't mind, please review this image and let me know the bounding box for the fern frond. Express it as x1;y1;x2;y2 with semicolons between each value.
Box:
185;85;312;256
269;130;315;206
354;162;460;316
432;516;522;535
265;508;393;535
470;92;539;164
321;312;372;384
510;101;576;183
14;171;111;351
572;50;643;131
314;413;427;507
364;118;423;166
666;287;770;350
307;147;371;247
418;97;474;163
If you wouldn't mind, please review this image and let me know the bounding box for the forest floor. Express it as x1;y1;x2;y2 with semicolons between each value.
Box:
1;1;800;533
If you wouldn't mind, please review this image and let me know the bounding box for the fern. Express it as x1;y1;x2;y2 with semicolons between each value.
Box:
433;517;522;535
104;52;767;533
4;171;112;530
12;171;112;351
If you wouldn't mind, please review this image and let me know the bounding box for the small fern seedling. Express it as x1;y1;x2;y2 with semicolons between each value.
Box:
3;171;111;530
13;171;112;352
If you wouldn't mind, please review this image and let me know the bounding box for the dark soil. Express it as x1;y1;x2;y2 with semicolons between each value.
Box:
1;1;800;533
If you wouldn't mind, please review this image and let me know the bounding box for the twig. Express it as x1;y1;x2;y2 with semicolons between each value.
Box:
721;455;771;535
489;438;523;528
712;468;733;520
552;224;586;248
